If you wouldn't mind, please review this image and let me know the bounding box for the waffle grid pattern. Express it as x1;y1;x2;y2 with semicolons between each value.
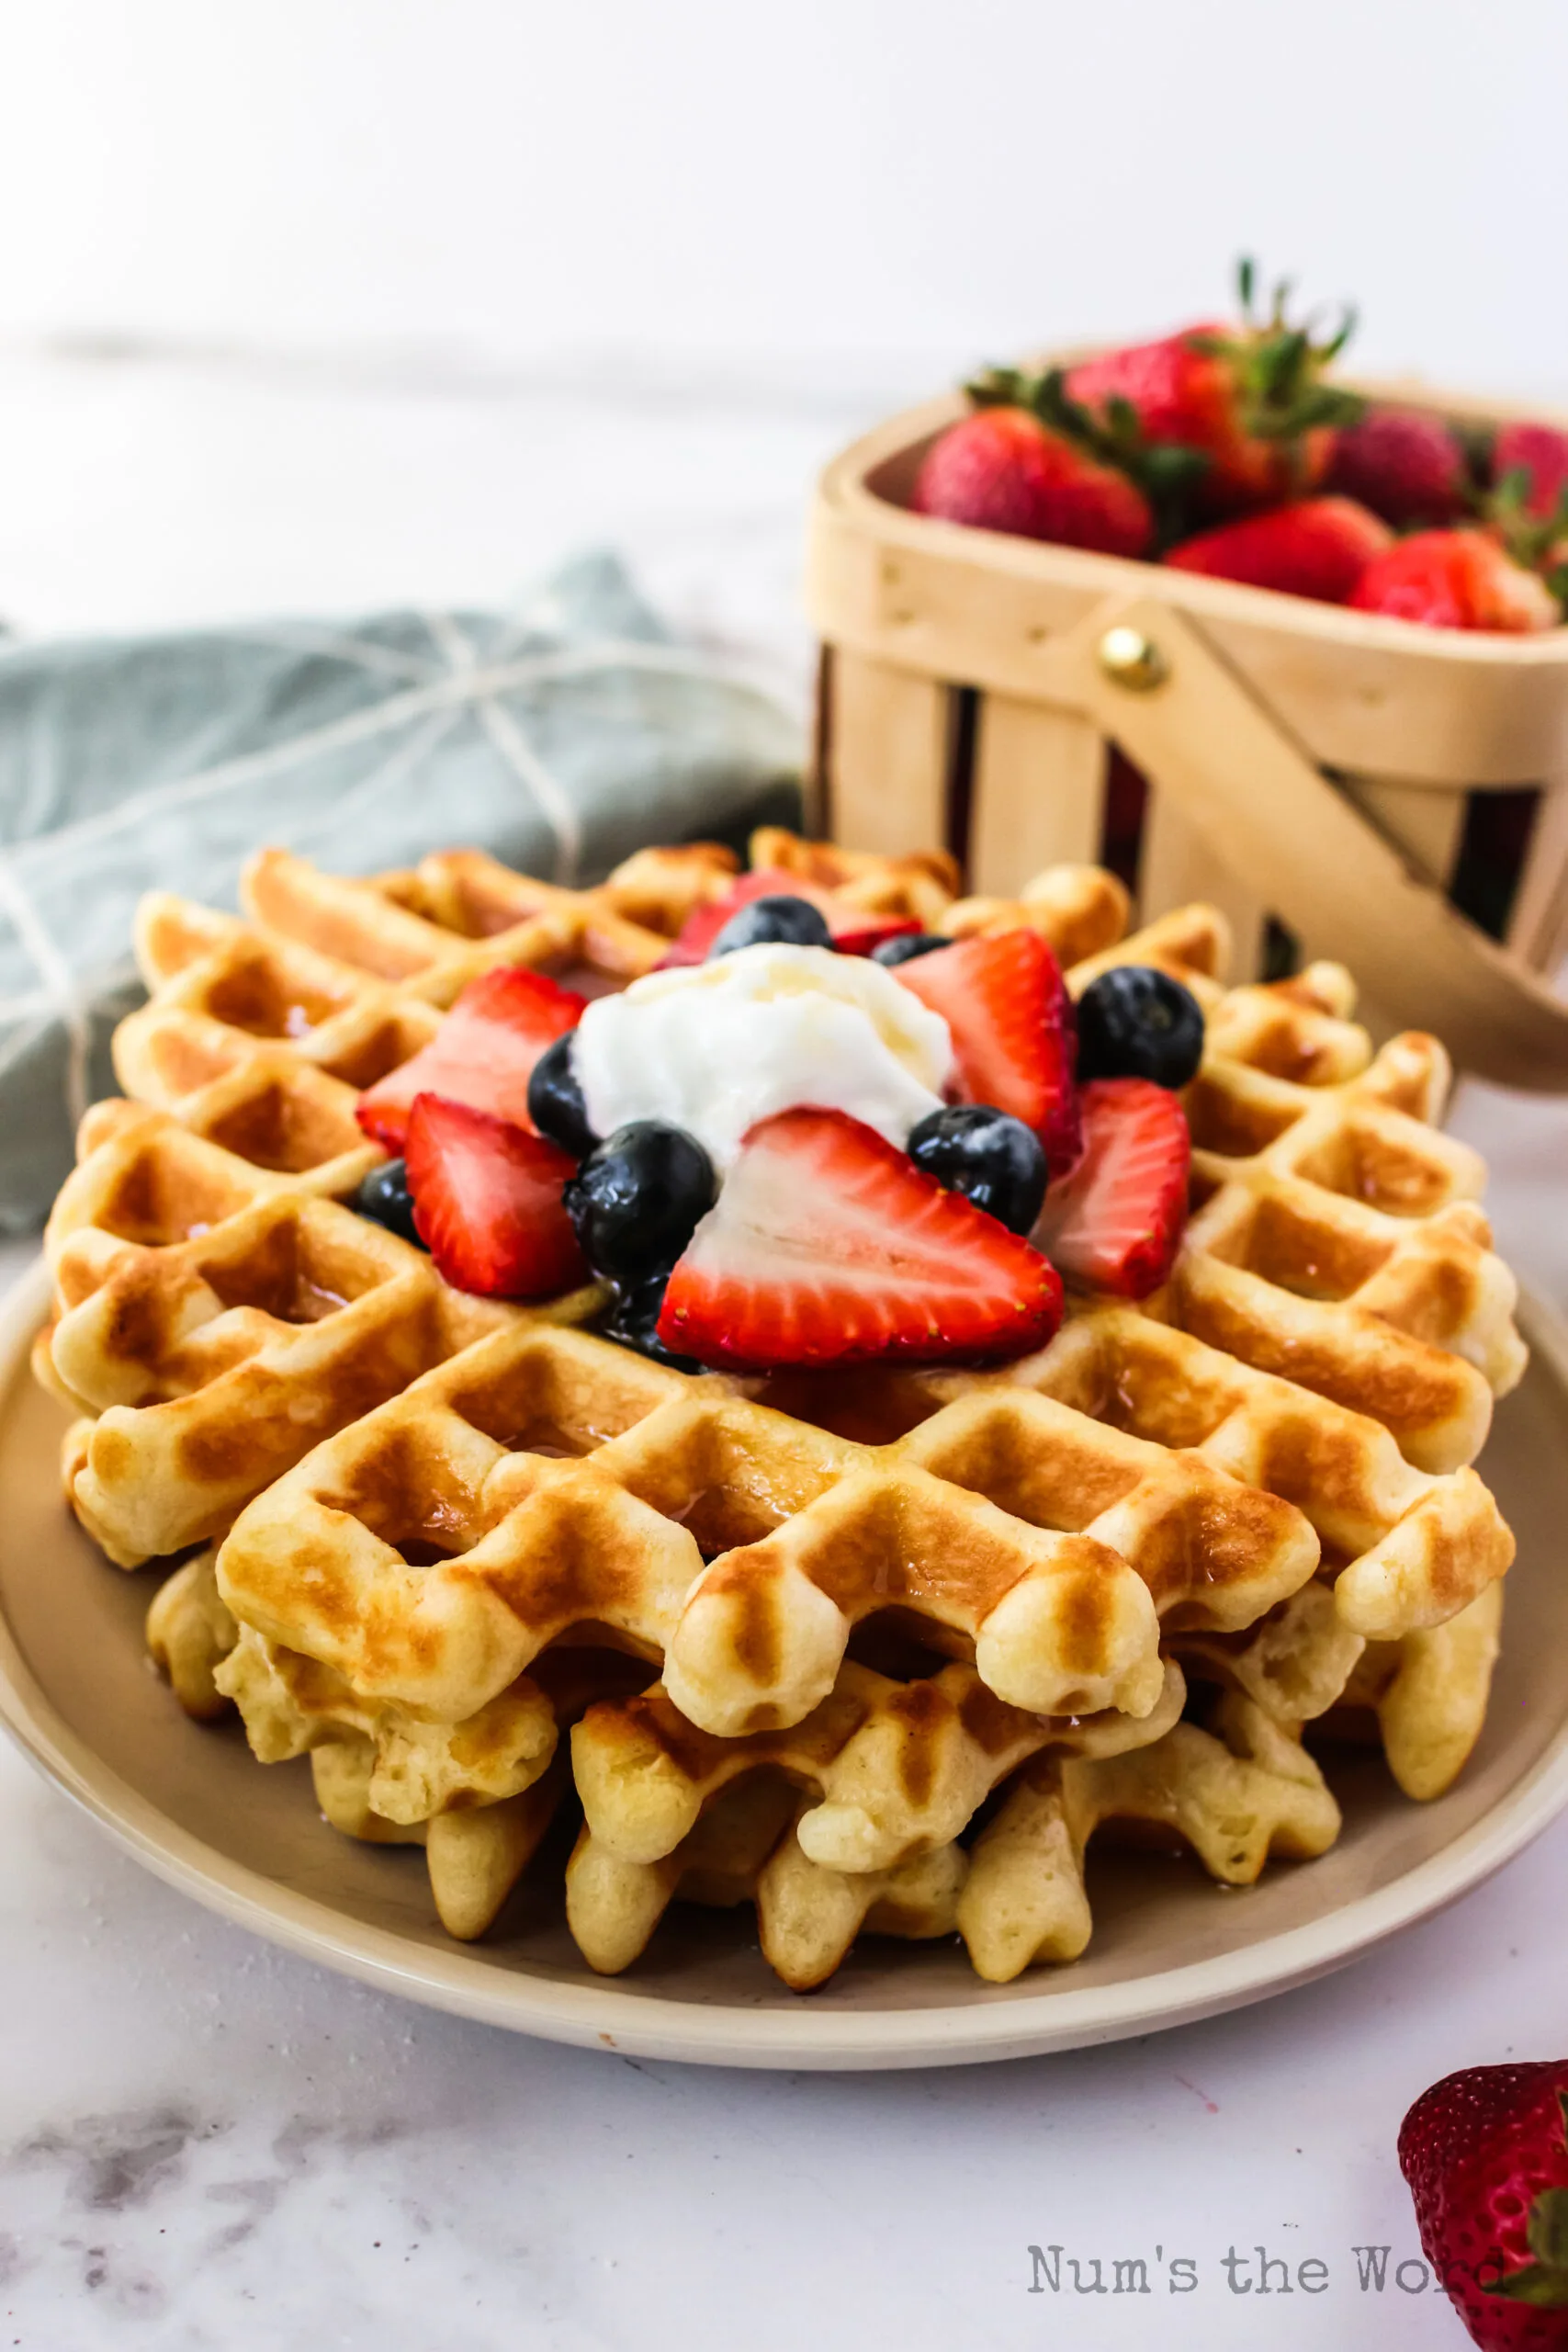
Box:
36;831;1524;1982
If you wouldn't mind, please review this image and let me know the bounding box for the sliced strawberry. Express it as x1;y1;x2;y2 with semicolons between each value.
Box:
659;869;920;967
405;1094;586;1299
829;913;923;957
891;929;1080;1179
1032;1078;1190;1300
356;965;585;1151
657;1106;1062;1370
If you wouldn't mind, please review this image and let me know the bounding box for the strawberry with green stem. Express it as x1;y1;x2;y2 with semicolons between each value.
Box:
1065;256;1364;516
1493;422;1568;523
911;402;1154;559
1400;2062;1568;2347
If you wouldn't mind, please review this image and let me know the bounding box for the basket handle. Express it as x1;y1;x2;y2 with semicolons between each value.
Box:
1043;594;1568;1091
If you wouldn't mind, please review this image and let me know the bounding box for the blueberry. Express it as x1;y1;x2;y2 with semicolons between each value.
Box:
354;1157;425;1248
526;1032;598;1159
1076;966;1205;1090
709;894;833;957
601;1271;702;1373
870;932;953;968
908;1105;1047;1236
564;1121;716;1284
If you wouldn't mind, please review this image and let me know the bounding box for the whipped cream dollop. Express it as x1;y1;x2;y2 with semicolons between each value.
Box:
572;942;954;1168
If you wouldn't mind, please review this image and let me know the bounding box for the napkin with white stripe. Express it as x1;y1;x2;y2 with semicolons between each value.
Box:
0;551;803;1228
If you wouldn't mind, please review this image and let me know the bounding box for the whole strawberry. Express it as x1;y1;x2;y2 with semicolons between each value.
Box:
912;406;1153;558
1350;529;1560;633
1326;404;1470;526
1494;422;1568;522
1065;257;1362;514
1165;495;1391;605
1400;2063;1568;2347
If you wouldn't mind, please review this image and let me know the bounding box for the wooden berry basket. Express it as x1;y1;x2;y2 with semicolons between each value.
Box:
806;364;1568;1089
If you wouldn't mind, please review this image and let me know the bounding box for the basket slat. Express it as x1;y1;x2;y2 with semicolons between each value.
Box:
1344;778;1470;889
1506;782;1568;970
1138;790;1269;978
969;698;1104;897
827;650;950;860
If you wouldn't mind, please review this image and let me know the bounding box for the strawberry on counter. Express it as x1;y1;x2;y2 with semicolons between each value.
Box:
1400;2062;1568;2346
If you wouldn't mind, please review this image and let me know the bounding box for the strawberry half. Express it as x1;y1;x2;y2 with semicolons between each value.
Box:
657;1106;1062;1370
1032;1078;1190;1299
356;965;586;1151
659;869;919;967
890;929;1080;1180
405;1094;586;1299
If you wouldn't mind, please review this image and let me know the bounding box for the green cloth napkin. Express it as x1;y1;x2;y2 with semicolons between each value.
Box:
0;552;803;1229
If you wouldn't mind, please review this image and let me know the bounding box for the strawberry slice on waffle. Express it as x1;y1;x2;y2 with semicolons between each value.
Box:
658;1106;1063;1369
891;930;1080;1180
1033;1078;1190;1300
405;1094;587;1298
660;870;919;967
357;965;586;1151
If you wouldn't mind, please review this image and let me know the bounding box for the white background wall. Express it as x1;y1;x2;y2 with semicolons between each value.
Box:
5;0;1567;401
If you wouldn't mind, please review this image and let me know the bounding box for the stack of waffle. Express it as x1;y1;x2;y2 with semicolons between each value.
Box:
37;831;1520;1988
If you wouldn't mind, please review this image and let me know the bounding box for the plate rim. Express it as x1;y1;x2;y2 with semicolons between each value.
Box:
5;1253;1567;2072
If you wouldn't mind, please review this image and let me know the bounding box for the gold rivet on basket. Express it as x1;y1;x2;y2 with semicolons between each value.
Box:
1098;626;1168;691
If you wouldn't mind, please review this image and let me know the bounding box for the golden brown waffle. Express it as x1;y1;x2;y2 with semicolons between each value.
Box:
571;1656;1188;1875
1320;1581;1505;1802
40;831;951;1566
565;1775;968;1989
144;1549;655;1939
313;1743;567;1941
46;1182;547;1566
37;830;1525;1989
957;1691;1343;1983
145;1549;235;1721
1178;1015;1524;1474
212;1310;1350;1746
746;829;962;931
910;1305;1514;1644
1055;904;1525;1476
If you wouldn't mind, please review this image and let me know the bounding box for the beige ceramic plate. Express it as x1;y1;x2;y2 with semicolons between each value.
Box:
4;1258;1567;2071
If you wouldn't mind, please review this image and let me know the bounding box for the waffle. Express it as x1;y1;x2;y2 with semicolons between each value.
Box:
211;1306;1358;1739
146;1546;653;1938
957;1690;1344;1983
571;1656;1189;1874
1320;1581;1506;1802
46;1180;547;1566
40;834;944;1566
39;829;1526;1993
313;1743;568;1942
565;1776;969;1989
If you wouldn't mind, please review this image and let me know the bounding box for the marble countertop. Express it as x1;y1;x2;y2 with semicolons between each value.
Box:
3;345;1565;2351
